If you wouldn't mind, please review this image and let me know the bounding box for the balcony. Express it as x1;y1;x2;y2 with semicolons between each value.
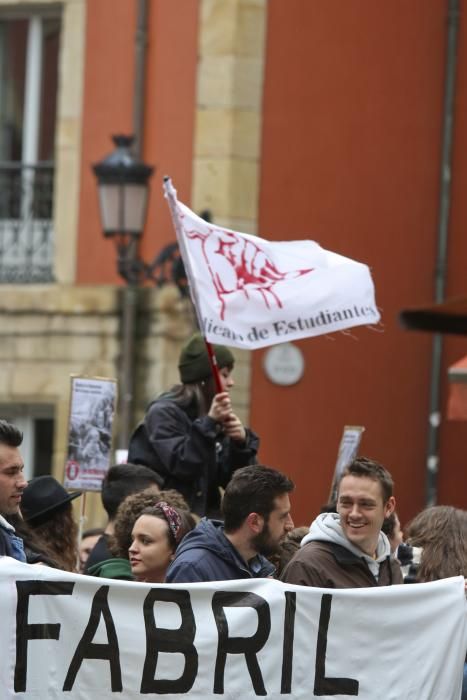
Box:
0;162;54;283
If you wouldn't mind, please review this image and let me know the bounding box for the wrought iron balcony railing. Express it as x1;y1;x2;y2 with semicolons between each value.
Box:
0;162;54;283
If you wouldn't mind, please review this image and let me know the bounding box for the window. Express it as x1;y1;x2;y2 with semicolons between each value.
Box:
0;10;60;282
0;404;55;480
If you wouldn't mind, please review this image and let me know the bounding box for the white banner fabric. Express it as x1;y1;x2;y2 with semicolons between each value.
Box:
164;181;380;349
0;559;466;699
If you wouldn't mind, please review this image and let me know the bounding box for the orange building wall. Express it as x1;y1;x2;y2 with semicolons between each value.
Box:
252;1;466;527
76;0;199;284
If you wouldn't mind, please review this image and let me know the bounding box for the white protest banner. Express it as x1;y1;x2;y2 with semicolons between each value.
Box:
1;558;465;699
64;375;117;491
164;179;380;350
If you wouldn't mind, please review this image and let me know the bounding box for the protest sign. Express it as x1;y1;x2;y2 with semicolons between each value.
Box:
164;179;380;350
1;558;465;699
334;426;365;480
64;375;117;491
328;426;365;501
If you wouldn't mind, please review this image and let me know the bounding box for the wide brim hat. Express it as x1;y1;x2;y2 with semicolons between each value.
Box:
21;475;82;523
399;296;467;335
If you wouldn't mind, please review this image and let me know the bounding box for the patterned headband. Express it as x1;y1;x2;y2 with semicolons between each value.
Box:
156;501;183;544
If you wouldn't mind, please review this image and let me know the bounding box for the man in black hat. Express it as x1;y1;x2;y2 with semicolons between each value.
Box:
0;419;28;561
128;332;259;517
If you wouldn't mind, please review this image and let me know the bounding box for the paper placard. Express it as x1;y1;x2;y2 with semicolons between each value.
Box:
64;375;117;491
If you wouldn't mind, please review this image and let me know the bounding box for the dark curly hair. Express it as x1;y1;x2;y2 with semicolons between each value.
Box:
110;487;192;558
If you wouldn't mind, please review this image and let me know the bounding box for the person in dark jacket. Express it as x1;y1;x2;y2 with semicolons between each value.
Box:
128;333;259;516
0;420;28;562
166;465;294;583
282;457;403;588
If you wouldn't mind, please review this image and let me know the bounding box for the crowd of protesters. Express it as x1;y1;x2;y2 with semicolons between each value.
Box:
1;332;466;696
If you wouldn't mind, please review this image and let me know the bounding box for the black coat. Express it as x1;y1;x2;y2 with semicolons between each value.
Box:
128;396;259;516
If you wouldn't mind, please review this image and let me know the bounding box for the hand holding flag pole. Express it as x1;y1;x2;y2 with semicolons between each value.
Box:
163;177;223;393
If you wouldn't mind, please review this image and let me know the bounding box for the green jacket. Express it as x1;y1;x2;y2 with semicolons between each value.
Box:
87;557;133;581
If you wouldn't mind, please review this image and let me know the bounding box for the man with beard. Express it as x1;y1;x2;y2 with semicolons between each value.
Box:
166;465;294;582
0;420;28;561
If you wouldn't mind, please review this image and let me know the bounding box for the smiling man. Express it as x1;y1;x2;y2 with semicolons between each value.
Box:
0;420;28;562
281;457;403;588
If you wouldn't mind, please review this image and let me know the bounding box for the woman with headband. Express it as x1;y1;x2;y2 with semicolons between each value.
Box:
128;501;194;583
87;489;194;581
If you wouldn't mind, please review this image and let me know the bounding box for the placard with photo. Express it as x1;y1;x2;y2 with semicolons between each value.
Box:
64;375;117;491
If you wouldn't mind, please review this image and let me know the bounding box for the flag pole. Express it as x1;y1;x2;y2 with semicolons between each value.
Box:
163;177;223;393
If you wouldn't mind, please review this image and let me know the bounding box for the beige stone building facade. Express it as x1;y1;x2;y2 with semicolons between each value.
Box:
3;0;467;527
0;0;265;524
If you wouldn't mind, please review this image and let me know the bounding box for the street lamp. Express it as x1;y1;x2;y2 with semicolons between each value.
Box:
93;134;155;450
93;134;191;451
93;134;154;286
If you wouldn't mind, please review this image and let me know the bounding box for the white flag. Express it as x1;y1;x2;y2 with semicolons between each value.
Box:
164;179;380;350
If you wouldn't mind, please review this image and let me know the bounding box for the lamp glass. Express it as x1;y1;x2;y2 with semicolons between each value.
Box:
98;182;148;236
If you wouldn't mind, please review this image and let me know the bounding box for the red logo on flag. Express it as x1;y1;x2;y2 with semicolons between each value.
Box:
183;221;314;320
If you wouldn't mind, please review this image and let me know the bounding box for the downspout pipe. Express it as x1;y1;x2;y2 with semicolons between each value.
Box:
425;0;460;505
118;0;149;449
133;0;149;158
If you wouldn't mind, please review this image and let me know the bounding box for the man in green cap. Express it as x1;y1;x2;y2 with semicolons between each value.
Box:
128;333;259;517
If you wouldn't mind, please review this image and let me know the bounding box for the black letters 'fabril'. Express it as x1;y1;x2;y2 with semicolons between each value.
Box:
212;591;271;696
314;594;359;696
15;580;74;692
141;588;198;694
63;585;122;692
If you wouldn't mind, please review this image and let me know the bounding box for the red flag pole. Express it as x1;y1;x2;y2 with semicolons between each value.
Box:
163;177;224;395
204;339;223;394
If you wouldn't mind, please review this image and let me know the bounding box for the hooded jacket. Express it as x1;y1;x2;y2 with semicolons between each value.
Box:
166;518;275;583
281;513;403;588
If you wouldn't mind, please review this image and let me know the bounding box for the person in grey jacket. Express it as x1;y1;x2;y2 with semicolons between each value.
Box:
166;465;294;583
128;333;259;516
282;457;403;588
